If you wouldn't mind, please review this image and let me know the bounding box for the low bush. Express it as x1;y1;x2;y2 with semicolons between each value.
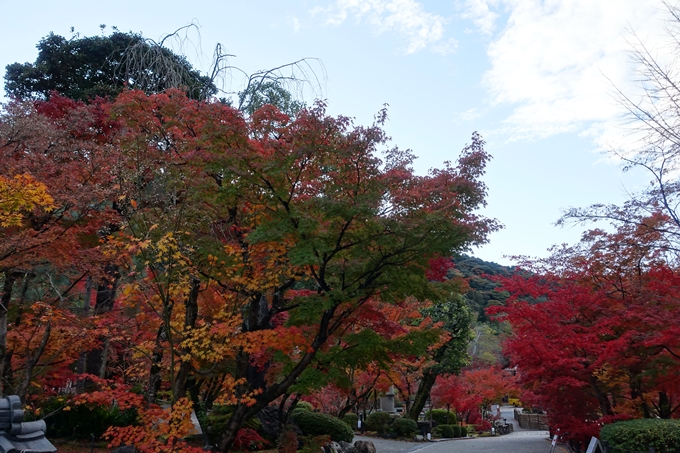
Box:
205;405;263;446
31;397;137;439
291;410;354;443
364;412;394;434
342;413;359;429
600;419;680;453
391;417;418;437
438;424;455;438
425;409;457;426
233;428;270;451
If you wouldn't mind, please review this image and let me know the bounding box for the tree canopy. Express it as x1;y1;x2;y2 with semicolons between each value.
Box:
0;88;498;452
4;30;217;101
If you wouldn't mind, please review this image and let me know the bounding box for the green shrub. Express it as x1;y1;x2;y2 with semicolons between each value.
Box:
600;419;680;453
432;426;443;438
391;417;418;437
364;412;394;434
296;401;315;412
342;413;359;429
291;410;354;443
425;409;457;426
438;424;455;438
205;405;263;445
31;398;137;439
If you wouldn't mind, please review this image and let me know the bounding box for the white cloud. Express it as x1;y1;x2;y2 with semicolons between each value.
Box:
467;0;672;148
289;17;301;33
460;0;500;35
316;0;450;54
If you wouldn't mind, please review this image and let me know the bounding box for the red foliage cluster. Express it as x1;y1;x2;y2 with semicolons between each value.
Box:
491;224;680;448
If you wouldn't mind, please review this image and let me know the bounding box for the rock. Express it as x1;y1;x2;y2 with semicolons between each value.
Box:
111;447;136;453
354;440;376;453
414;435;424;441
255;405;303;440
339;440;358;453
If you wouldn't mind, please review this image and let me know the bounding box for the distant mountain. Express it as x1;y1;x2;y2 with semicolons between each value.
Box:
450;255;515;323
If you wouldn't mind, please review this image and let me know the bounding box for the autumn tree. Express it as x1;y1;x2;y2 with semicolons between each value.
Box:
91;89;497;450
0;95;124;397
431;366;517;425
1;87;497;452
491;219;680;450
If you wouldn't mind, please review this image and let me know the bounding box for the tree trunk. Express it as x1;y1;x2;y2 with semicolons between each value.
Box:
15;321;51;400
658;391;672;418
85;265;119;377
173;277;200;400
77;276;93;379
216;306;337;453
0;271;19;396
2;272;33;393
147;322;167;404
408;368;437;421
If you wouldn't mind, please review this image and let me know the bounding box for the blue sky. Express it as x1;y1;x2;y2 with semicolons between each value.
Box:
0;0;667;265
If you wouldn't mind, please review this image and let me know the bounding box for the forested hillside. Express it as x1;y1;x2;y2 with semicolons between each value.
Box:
451;255;512;323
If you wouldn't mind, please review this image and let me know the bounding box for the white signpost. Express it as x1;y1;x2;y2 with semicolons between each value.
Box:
585;437;604;453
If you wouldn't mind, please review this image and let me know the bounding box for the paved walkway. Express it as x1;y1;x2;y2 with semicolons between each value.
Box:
353;406;564;453
355;431;557;453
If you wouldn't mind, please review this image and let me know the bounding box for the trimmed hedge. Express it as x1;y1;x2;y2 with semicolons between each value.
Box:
425;409;457;426
342;413;359;429
600;419;680;453
391;418;418;437
291;410;354;443
438;424;455;438
364;412;394;434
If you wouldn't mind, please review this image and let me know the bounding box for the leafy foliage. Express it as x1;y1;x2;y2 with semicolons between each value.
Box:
600;419;680;453
233;428;270;451
0;174;54;227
